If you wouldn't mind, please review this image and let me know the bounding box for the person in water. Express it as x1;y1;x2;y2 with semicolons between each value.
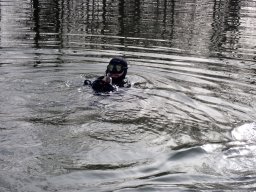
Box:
84;57;131;92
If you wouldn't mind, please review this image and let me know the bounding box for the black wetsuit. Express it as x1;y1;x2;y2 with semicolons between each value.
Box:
84;57;130;93
97;76;131;87
84;76;131;93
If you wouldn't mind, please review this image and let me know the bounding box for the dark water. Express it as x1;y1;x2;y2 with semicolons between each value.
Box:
1;0;256;191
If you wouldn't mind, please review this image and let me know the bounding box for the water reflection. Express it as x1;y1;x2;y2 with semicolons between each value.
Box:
1;0;254;60
211;0;241;58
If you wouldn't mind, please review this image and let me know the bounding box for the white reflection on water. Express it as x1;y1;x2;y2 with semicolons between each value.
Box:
231;122;256;142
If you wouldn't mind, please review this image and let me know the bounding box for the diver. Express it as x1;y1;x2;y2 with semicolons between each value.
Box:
84;57;131;93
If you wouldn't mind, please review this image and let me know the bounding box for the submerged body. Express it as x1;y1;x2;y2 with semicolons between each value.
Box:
84;57;131;93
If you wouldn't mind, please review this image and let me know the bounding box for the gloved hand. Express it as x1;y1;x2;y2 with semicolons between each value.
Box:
91;79;115;93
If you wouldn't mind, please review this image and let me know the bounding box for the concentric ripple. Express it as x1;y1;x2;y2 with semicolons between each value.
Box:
1;0;256;191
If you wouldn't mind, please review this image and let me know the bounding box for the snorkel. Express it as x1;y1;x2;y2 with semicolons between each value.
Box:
103;73;112;85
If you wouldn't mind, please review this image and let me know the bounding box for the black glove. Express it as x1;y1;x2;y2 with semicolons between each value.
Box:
91;79;115;93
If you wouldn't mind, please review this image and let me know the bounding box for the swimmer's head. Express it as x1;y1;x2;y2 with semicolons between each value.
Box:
106;57;128;80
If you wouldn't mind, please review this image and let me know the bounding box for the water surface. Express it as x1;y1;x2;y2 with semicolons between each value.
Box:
0;0;256;191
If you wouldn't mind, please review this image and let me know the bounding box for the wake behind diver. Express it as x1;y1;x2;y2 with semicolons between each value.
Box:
84;57;131;93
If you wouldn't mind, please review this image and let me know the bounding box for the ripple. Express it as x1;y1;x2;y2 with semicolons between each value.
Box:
1;0;256;191
65;162;139;171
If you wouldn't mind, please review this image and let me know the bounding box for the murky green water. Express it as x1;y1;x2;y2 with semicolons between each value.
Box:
1;0;256;191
